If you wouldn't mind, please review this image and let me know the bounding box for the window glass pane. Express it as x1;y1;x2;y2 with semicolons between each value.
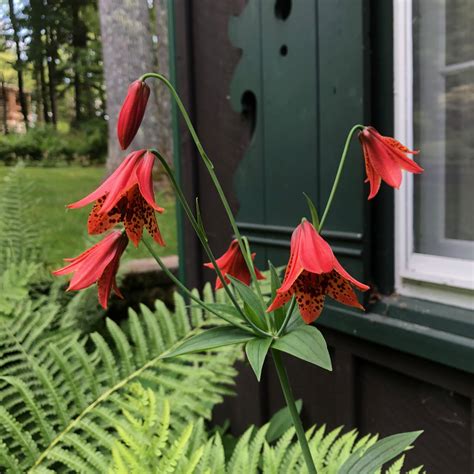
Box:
413;0;474;260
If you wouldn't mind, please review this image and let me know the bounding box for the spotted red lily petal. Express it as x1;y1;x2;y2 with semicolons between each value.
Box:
204;239;265;290
68;150;165;247
267;220;369;324
117;80;150;150
358;126;423;199
53;231;129;309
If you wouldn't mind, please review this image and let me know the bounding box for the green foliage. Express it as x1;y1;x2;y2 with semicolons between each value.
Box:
109;386;208;474
106;387;424;474
245;337;272;381
339;431;423;474
0;163;43;267
0;164;48;320
1;0;105;127
0;284;241;472
0;123;107;166
272;326;332;371
165;325;254;358
0;260;42;317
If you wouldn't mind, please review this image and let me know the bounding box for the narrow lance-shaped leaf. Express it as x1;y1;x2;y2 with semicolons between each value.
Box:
227;275;266;330
338;430;423;474
303;192;320;229
283;303;305;334
195;197;208;243
163;326;254;358
188;302;245;321
245;337;273;381
272;325;332;370
266;399;303;443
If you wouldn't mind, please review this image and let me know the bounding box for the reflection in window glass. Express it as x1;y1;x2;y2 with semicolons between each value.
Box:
413;0;474;260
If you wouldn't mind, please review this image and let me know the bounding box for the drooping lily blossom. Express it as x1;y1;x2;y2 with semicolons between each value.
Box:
117;80;150;150
53;231;129;309
68;150;165;247
358;126;423;199
267;220;369;324
204;239;265;290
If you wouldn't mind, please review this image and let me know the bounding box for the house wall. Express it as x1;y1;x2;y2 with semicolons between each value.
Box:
171;1;473;472
0;85;31;133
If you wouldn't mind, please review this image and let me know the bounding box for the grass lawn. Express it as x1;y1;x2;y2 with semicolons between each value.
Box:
0;166;177;267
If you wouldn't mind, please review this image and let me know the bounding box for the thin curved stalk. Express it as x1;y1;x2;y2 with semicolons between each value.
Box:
143;239;254;334
140;73;265;306
276;296;296;337
150;149;270;338
318;124;364;231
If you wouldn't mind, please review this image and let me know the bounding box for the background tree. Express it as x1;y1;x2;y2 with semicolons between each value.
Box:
98;0;160;172
7;0;29;129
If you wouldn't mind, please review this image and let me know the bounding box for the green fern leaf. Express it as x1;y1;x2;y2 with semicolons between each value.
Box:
128;308;149;366
385;454;405;474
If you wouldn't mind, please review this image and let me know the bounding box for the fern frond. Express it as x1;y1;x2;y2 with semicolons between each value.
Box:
108;388;207;474
0;284;241;472
0;163;43;269
405;466;425;474
227;425;253;473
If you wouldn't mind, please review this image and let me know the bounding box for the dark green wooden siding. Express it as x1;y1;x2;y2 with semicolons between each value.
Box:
171;1;474;472
229;0;369;285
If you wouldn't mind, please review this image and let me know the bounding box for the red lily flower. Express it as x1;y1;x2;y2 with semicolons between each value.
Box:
267;220;369;324
53;231;129;309
68;150;165;247
117;80;150;150
204;239;265;290
358;126;423;199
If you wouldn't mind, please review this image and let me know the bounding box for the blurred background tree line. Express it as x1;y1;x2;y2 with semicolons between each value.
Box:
0;0;175;264
0;0;171;169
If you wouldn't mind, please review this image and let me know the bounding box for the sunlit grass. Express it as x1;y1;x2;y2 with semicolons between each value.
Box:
0;165;177;267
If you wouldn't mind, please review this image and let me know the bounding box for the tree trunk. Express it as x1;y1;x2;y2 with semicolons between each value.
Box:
98;0;160;173
8;0;29;130
0;75;8;135
30;0;50;123
153;0;173;159
39;58;50;123
71;0;84;124
46;27;58;128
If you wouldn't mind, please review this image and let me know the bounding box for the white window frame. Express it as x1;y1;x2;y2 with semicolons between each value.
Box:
394;0;474;310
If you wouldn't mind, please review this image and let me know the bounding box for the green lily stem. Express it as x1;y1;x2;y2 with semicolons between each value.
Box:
142;239;254;334
241;236;269;319
318;124;365;231
140;73;267;316
272;349;317;474
149;149;270;338
149;150;238;310
276;296;296;337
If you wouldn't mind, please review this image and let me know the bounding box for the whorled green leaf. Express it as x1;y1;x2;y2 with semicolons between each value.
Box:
303;192;320;229
164;326;254;358
283;305;305;334
245;337;273;381
188;303;245;321
265;400;303;443
227;275;266;329
338;430;423;474
272;325;332;370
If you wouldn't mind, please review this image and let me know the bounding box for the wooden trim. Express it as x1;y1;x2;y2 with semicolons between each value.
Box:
172;0;203;289
318;298;474;374
237;221;363;241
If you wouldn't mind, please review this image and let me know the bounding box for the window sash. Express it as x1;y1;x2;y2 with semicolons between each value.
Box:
393;0;474;309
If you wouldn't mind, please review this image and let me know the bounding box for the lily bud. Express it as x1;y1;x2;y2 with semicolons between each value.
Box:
117;80;150;150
